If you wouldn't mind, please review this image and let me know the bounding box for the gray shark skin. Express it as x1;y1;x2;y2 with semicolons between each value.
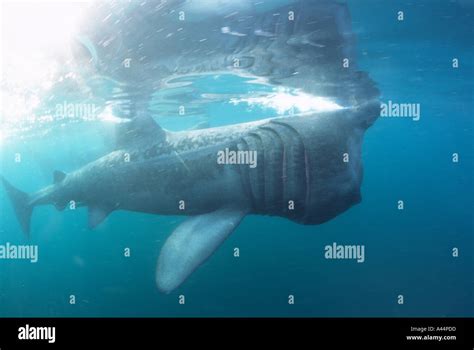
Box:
1;0;380;293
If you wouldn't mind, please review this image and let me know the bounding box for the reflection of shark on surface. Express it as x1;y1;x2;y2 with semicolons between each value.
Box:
1;0;379;293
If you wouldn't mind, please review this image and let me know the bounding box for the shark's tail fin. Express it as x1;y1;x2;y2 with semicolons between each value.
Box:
1;176;32;236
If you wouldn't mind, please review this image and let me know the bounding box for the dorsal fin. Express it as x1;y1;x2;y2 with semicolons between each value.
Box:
115;114;166;149
53;170;67;184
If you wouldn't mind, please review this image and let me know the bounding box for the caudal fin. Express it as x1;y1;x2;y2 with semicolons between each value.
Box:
1;176;32;236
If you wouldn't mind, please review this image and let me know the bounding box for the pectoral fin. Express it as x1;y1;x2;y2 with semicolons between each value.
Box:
88;205;114;229
156;208;247;293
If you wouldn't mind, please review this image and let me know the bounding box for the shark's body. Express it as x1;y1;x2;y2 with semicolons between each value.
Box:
2;0;379;292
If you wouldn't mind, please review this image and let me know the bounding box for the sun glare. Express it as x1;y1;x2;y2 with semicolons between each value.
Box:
0;1;94;124
1;1;92;82
230;89;344;115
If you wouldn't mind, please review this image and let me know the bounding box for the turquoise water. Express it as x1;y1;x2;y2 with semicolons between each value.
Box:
0;0;472;317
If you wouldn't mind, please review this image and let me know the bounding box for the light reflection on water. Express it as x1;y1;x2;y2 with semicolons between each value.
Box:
0;1;345;145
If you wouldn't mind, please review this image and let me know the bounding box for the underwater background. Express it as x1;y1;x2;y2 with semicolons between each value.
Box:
0;0;472;317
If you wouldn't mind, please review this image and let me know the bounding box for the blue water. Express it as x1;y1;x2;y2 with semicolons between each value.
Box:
0;0;472;317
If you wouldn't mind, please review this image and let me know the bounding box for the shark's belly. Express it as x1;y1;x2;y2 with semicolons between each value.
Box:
114;143;251;215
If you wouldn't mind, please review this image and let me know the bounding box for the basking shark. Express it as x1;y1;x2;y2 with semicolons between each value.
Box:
1;0;379;293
